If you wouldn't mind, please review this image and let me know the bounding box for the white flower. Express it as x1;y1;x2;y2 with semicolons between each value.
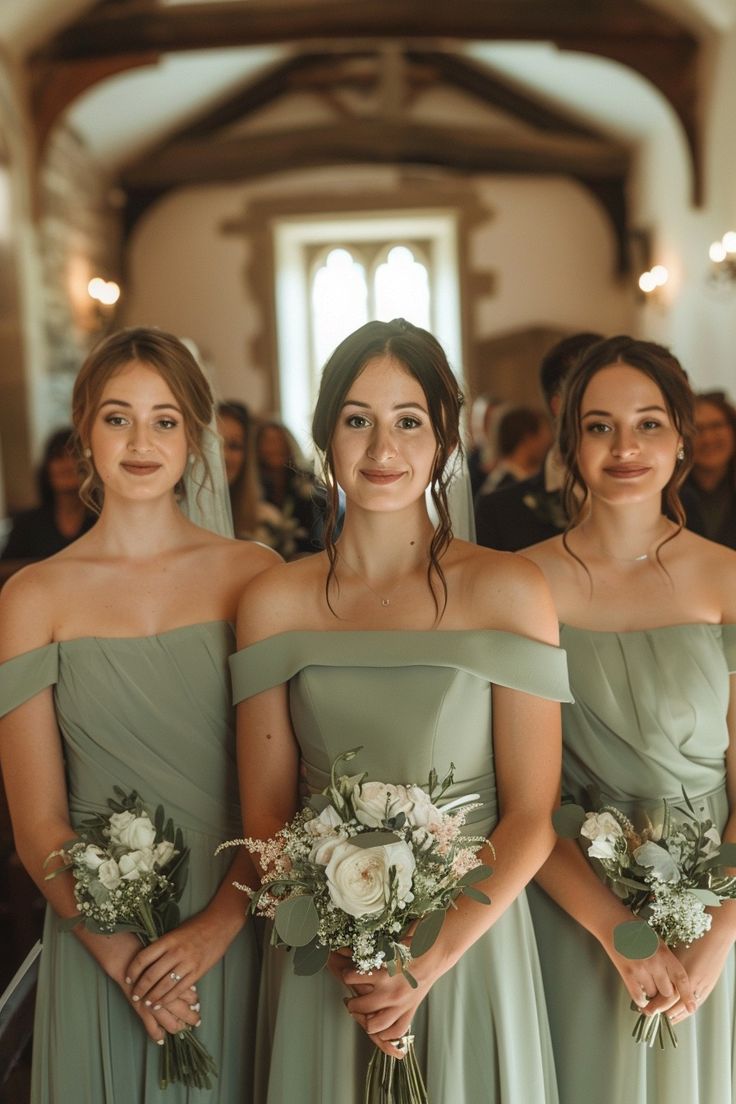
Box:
587;837;619;861
325;840;416;917
309;832;348;866
80;844;106;871
304;806;344;838
404;786;444;832
634;841;681;884
119;849;156;881
580;811;624;842
353;782;413;827
98;858;122;891
109;811;156;851
153;840;176;868
702;826;722;859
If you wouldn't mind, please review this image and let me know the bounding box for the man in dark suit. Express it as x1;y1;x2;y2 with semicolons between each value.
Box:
474;332;602;551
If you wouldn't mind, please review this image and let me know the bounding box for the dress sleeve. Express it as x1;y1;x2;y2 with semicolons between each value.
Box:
230;630;573;705
0;644;59;718
720;624;736;673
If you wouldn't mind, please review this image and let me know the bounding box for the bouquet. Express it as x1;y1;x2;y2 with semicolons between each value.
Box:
220;748;492;1103
554;790;736;1048
45;787;217;1090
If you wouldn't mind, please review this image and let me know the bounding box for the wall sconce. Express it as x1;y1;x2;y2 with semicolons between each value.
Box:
88;277;121;307
638;264;669;301
707;232;736;288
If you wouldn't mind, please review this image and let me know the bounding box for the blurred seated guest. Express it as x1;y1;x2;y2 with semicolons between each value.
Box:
216;400;261;539
684;392;736;548
255;420;321;559
479;405;552;494
475;332;602;550
466;393;502;497
1;427;94;579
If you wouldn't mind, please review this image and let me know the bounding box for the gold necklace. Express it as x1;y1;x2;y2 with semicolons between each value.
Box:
338;554;408;607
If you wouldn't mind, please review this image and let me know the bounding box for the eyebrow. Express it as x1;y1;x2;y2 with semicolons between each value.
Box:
99;399;182;411
582;405;667;417
342;399;428;413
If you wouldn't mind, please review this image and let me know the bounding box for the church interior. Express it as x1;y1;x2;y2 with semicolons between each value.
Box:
1;0;736;1095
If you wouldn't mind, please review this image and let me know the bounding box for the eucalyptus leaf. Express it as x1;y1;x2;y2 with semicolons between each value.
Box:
274;895;319;947
713;843;736;868
402;968;419;989
688;888;721;906
552;804;586;839
411;910;445;958
459;864;492;886
462;886;491;905
350;831;400;850
293;938;329;976
613;919;659;960
155;805;165;834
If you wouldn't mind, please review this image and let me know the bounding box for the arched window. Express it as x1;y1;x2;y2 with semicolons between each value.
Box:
274;213;461;450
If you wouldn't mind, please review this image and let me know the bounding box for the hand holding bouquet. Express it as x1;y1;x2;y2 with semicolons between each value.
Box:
220;748;492;1103
555;790;736;1048
45;788;217;1090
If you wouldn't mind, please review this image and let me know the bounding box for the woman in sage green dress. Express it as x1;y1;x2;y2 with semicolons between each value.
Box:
524;335;736;1104
0;328;276;1102
233;319;570;1102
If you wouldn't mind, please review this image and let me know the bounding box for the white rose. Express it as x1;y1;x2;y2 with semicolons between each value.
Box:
114;814;157;851
98;858;122;891
580;811;624;842
353;782;414;828
634;841;681;884
81;844;106;871
309;832;348;866
325;840;415;918
404;786;444;832
304;806;344;838
587;837;619;861
108;810;136;845
153;840;176;868
119;849;156;881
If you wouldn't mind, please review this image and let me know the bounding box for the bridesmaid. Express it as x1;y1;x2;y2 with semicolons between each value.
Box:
0;328;276;1102
524;336;736;1104
231;318;570;1102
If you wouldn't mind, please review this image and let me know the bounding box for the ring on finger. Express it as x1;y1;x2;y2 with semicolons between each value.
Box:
391;1033;414;1055
170;972;182;982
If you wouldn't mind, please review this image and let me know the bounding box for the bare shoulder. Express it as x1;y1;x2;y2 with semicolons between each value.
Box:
236;553;326;647
213;536;282;587
449;539;559;644
0;559;63;658
673;531;736;620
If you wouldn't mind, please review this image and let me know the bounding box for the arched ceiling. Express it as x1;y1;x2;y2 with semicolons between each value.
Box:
0;0;718;272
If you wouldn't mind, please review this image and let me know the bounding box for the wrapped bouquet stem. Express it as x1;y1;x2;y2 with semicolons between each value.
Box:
554;789;736;1050
219;748;493;1103
45;787;217;1090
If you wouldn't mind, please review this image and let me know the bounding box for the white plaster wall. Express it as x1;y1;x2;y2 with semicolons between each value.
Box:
123;167;633;415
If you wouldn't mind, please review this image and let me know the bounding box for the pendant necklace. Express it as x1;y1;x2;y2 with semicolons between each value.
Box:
338;554;408;607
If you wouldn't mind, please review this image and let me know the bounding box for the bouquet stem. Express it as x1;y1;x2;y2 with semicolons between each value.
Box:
364;1036;428;1104
631;1007;679;1050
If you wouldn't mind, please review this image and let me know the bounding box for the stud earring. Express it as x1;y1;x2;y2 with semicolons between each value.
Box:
83;447;92;459
677;447;685;461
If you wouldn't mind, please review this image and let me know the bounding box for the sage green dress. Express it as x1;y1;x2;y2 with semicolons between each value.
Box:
528;623;736;1104
0;622;258;1104
230;629;572;1104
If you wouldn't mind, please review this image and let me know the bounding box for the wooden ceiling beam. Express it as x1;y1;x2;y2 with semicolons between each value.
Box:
33;1;694;60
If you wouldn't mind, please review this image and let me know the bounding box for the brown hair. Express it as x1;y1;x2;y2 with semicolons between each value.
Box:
312;318;463;618
72;327;214;513
217;400;261;537
557;334;696;568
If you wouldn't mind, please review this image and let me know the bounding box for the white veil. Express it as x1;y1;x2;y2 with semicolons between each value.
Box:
179;422;234;538
176;338;234;538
